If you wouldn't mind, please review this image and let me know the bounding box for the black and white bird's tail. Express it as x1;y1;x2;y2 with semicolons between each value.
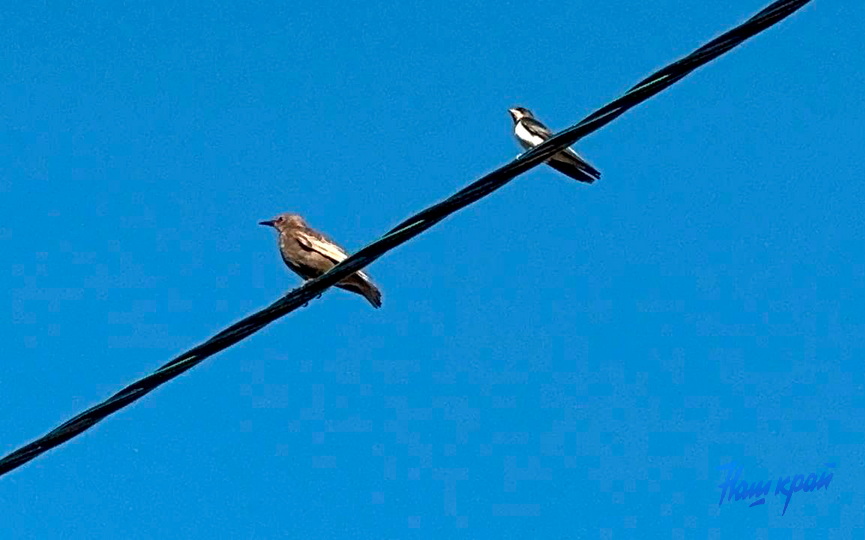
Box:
548;152;602;184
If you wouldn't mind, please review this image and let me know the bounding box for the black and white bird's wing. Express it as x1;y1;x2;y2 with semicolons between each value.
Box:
296;229;374;282
517;117;600;183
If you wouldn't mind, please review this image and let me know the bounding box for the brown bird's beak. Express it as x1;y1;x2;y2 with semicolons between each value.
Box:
259;220;276;227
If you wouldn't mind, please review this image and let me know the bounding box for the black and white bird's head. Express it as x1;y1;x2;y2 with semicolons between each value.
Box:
259;212;308;231
508;107;534;124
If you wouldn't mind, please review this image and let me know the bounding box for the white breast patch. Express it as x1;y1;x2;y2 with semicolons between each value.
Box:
514;122;547;149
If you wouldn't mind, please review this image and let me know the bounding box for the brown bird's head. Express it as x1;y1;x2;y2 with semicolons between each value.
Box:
508;106;534;123
259;212;307;231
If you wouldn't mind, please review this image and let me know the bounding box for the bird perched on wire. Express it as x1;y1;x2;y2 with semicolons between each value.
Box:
508;106;601;184
260;212;382;308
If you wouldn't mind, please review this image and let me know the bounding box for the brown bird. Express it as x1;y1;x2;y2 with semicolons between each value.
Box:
260;212;382;308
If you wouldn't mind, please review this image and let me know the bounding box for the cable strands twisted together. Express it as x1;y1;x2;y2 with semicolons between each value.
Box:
0;0;812;478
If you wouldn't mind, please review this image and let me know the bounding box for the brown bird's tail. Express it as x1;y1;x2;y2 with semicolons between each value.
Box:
338;276;383;308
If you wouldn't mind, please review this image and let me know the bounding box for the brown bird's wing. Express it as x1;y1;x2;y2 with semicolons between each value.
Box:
295;229;345;260
294;229;382;308
294;230;369;277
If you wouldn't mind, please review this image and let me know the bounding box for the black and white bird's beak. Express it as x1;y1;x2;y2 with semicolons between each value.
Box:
259;220;276;227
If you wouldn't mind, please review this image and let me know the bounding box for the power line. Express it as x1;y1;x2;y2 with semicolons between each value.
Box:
0;0;813;478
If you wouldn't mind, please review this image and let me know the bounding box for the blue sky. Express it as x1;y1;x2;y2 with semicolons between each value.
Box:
1;0;862;537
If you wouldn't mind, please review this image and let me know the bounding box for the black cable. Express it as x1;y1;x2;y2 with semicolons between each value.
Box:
0;0;812;478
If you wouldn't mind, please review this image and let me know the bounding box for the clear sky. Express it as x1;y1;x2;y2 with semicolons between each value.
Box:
1;0;862;537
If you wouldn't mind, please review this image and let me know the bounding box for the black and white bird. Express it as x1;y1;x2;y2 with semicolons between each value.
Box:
260;212;382;308
508;106;601;184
